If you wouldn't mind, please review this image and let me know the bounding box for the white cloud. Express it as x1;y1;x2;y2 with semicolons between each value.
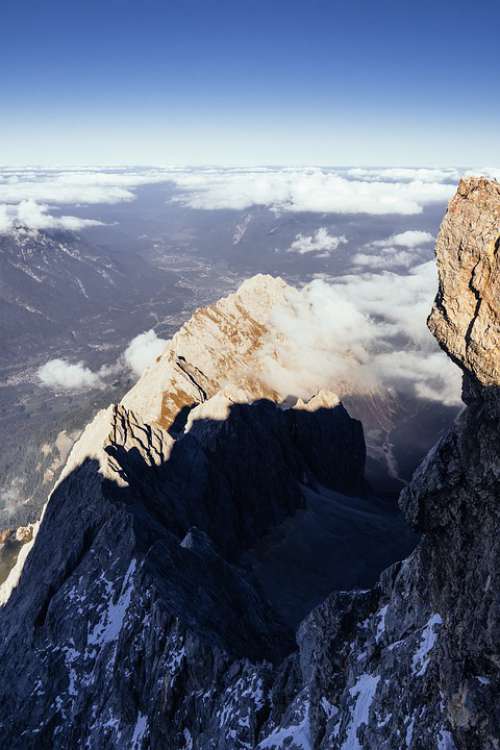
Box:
370;229;434;248
464;167;500;181
0;167;186;234
257;262;462;405
38;359;104;390
0;200;104;235
287;227;347;255
0;168;175;206
0;167;494;226
0;477;24;518
37;329;168;392
124;330;167;377
372;350;462;405
351;250;416;269
169;168;455;215
351;229;434;271
0;205;12;234
345;167;459;183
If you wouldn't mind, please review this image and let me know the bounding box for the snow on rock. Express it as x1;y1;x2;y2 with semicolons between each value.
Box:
341;673;380;750
87;560;137;647
375;604;388;644
411;613;443;677
131;712;148;749
258;697;311;750
437;728;457;750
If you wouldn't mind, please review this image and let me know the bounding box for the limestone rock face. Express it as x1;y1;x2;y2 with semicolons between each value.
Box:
121;274;289;429
428;177;500;395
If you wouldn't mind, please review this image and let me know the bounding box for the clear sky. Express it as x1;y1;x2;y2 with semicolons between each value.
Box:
2;0;499;166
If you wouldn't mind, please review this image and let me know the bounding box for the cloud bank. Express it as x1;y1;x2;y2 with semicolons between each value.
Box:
351;228;434;270
0;167;176;235
258;262;462;406
287;228;347;255
0;201;104;235
170;169;455;215
0;166;496;235
0;168;175;206
345;167;459;183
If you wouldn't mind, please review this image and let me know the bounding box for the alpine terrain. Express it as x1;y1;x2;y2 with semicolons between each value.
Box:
0;177;497;749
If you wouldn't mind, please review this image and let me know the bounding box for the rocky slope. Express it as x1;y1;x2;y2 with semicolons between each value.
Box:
0;226;123;350
0;177;496;749
0;268;415;747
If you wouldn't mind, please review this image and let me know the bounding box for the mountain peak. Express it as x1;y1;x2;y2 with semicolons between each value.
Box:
121;273;336;430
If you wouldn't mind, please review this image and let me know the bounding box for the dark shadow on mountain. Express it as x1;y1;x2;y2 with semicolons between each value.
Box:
0;398;417;669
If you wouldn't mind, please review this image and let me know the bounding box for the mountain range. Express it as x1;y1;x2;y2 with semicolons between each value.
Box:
0;177;497;748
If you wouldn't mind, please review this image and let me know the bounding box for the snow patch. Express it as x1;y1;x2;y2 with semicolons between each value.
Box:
375;605;388;643
321;696;338;720
258;704;311;749
62;643;81;697
341;673;380;750
437;729;457;750
405;714;416;746
88;560;136;646
131;712;148;749
232;214;252;244
476;676;490;685
411;614;443;677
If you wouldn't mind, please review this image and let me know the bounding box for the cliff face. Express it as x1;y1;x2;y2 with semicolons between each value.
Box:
428;178;500;395
0;178;496;750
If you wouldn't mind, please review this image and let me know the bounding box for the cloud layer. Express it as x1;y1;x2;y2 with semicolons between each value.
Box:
258;262;462;405
351;228;434;270
170;169;456;215
0;168;174;206
0;200;104;235
0;165;497;236
0;168;176;234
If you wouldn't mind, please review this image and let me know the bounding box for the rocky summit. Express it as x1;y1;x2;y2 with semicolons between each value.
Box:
0;178;498;749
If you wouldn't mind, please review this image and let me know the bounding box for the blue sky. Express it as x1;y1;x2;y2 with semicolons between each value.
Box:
2;0;499;165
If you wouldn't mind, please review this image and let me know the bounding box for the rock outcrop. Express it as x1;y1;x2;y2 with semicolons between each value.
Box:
428;177;500;395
